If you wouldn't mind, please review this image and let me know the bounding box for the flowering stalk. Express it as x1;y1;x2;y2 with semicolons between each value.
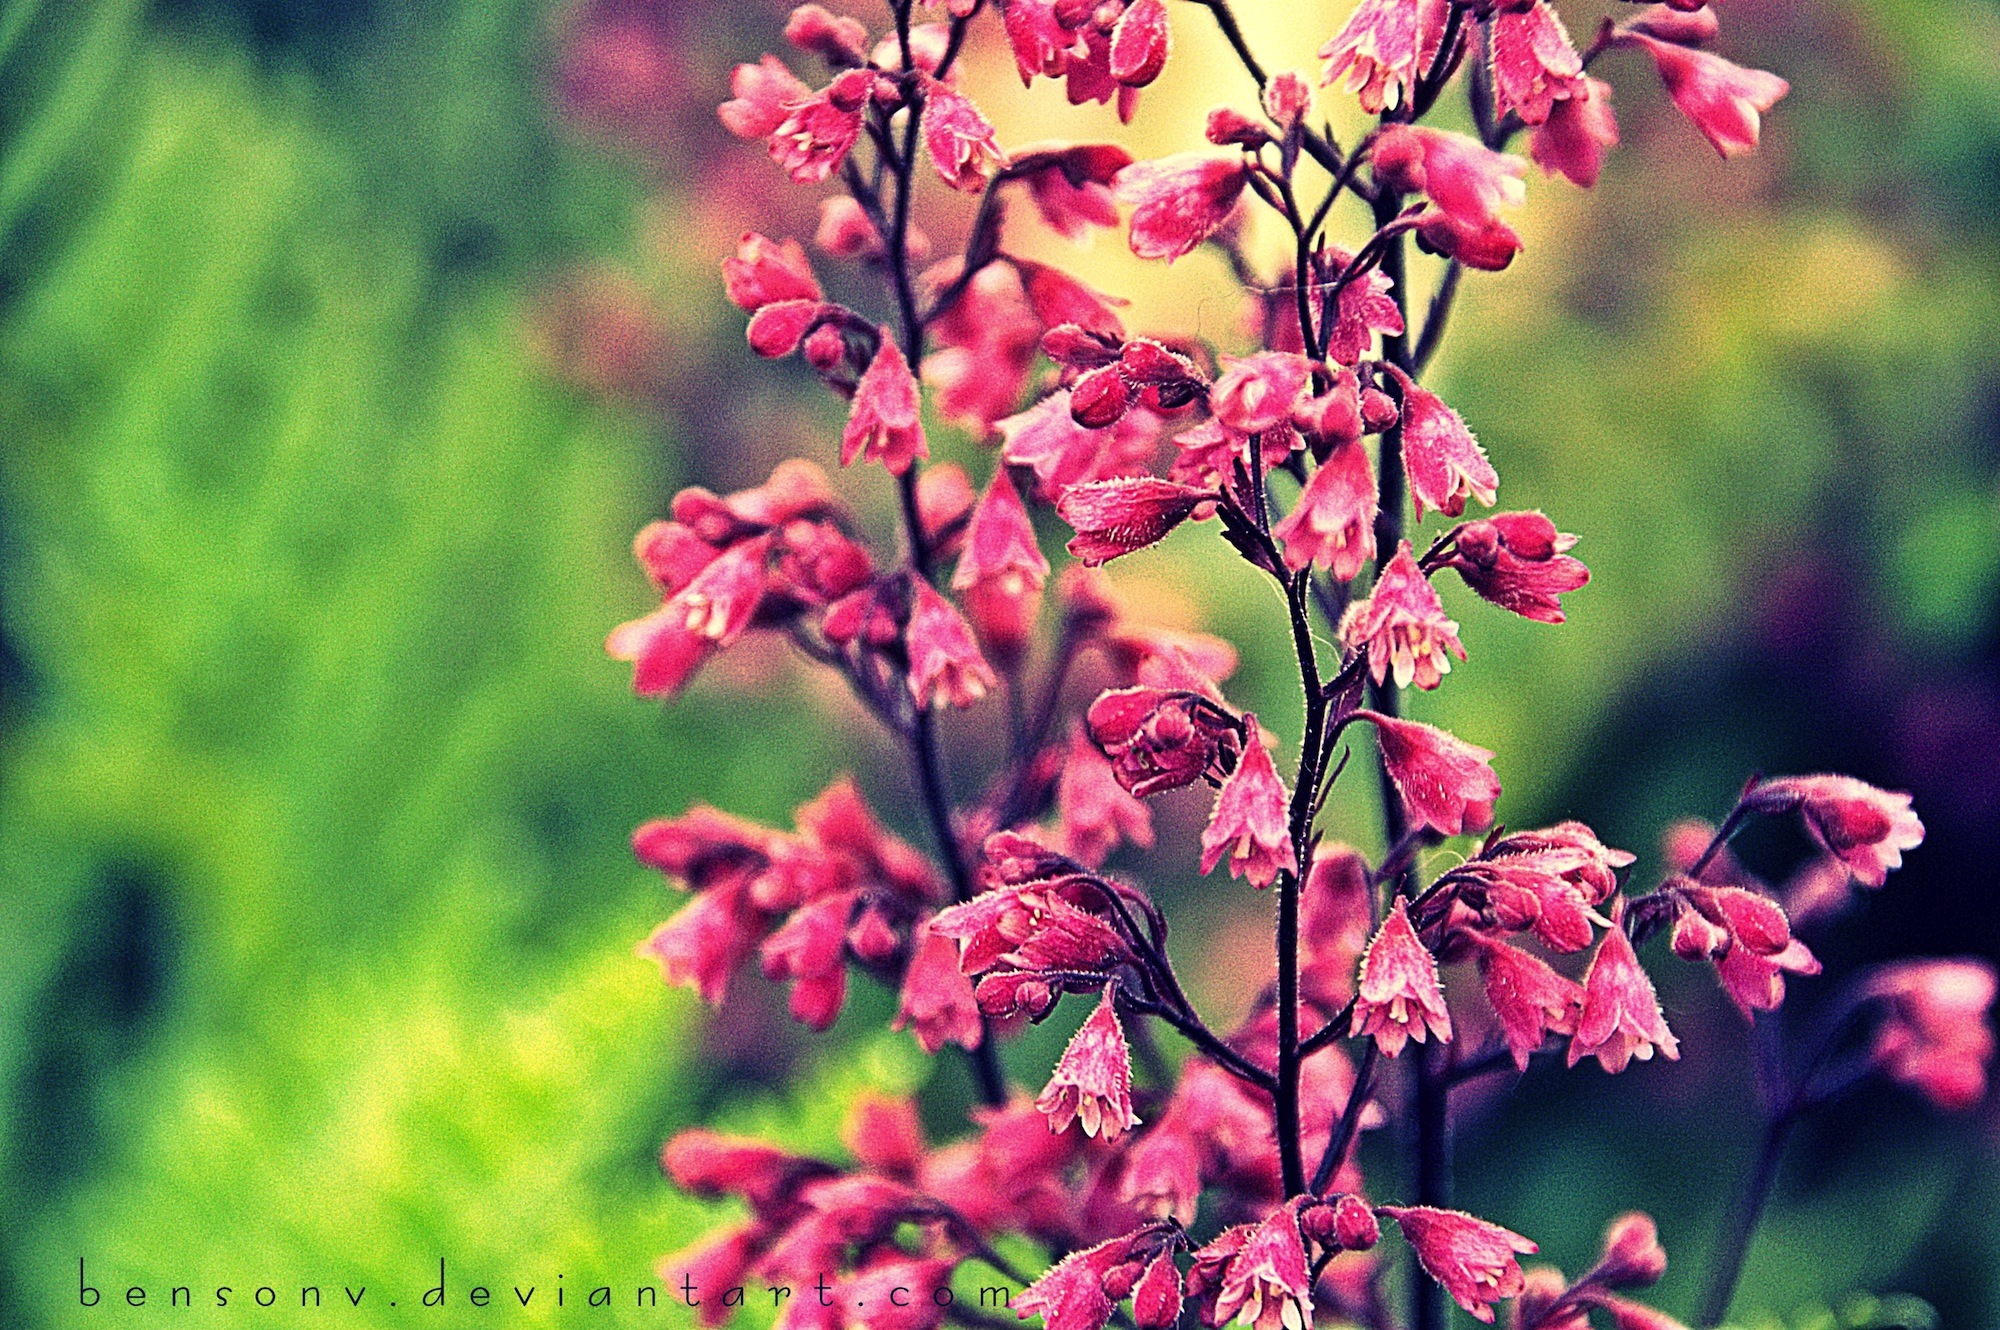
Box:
607;4;1995;1330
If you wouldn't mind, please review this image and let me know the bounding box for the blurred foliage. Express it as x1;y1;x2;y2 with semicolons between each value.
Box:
0;1;1995;1328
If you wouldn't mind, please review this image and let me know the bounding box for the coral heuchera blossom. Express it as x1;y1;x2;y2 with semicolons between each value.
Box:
1036;986;1140;1138
1340;540;1466;690
1198;714;1296;888
1353;899;1454;1055
1320;0;1448;114
1489;0;1586;126
1208;1205;1314;1330
1113;153;1248;262
1570;923;1681;1073
843;336;929;474
1363;711;1501;837
1866;959;1997;1110
1396;375;1500;519
1624;33;1790;159
1383;1206;1538;1324
906;581;998;708
1274;436;1377;579
1755;774;1925;888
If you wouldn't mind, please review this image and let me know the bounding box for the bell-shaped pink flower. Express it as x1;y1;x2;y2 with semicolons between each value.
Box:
1570;924;1680;1073
1016;1234;1139;1330
1199;715;1296;888
1011;142;1131;243
1036;985;1140;1138
1396;376;1499;519
1754;774;1924;888
998;390;1164;501
720;54;810;140
640;881;763;1005
1087;684;1238;798
769;67;874;183
1626;33;1789;159
894;921;985;1053
1449;511;1589;624
746;298;828;358
1476;934;1584;1070
1865;958;1996;1111
1489;0;1585;126
1209;1205;1314;1330
1110;0;1172;87
1210;351;1314;435
1058;725;1155;867
1319;0;1450;113
759;891;854;1029
952;465;1051;664
1324;260;1407;365
783;4;868;64
924;261;1043;429
1113;154;1248;262
1531;76;1619;187
1373;126;1528;231
921;78;1005;191
1274;437;1378;579
842;336;929;475
1382;1206;1538;1324
1339;540;1466;690
1363;711;1500;837
1057;477;1210;565
1353;898;1453;1055
906;581;998;709
723;232;822;310
607;602;716;697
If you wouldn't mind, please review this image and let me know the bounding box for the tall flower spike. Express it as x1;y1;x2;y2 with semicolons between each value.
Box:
1570;923;1680;1073
1273;436;1377;580
1382;1206;1538;1325
1352;898;1453;1055
1198;714;1296;888
1036;985;1139;1139
1339;540;1466;690
843;336;929;475
1363;711;1500;837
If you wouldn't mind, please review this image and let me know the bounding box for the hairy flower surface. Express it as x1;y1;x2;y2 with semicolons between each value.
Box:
1113;154;1248;262
1383;1206;1537;1324
1364;711;1500;836
1340;540;1465;690
1319;0;1449;113
1037;986;1140;1138
1274;437;1377;579
1570;924;1680;1073
1353;899;1453;1055
843;337;929;474
1199;715;1296;887
1755;774;1925;888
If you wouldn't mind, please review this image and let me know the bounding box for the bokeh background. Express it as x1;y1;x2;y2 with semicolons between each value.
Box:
0;0;1995;1326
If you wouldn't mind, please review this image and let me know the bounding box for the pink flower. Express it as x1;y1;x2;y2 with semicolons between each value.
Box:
1448;511;1589;623
719;54;810;140
998;390;1163;501
1363;711;1500;837
1319;0;1450;114
747;299;828;358
895;921;986;1053
815;195;886;259
1018;142;1133;242
768;68;875;184
906;581;998;709
1113;154;1248;262
1353;898;1453;1055
1016;1234;1135;1330
921;79;1005;191
1037;986;1140;1138
1531;76;1620;188
1274;437;1377;579
723;232;822;310
1396;376;1499;520
1569;924;1680;1073
1754;774;1924;888
1714;937;1821;1020
1866;959;1996;1110
1210;351;1314;435
1382;1206;1538;1324
1002;0;1085;87
1476;935;1584;1070
1131;1250;1183;1329
952;465;1051;664
843;336;929;475
1414;213;1525;271
1057;477;1211;565
1625;34;1789;159
1594;1211;1669;1289
1086;685;1239;798
1339;540;1466;690
640;880;763;1005
1372;126;1527;231
759;892;853;1030
1489;1;1585;126
1058;725;1155;867
1109;0;1172;87
924;261;1043;429
1324;261;1406;365
607;601;716;697
1263;71;1314;129
1208;1206;1315;1330
784;4;868;66
661;1228;761;1328
1198;715;1296;888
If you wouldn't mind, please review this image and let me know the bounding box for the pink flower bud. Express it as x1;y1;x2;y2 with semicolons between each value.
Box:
1036;985;1140;1138
1381;1205;1538;1325
1415;213;1526;271
1363;711;1501;837
1057;477;1210;565
814;195;883;258
1353;898;1453;1055
1070;364;1134;428
1333;1193;1382;1251
1131;1250;1183;1329
1198;714;1297;888
1531;76;1620;187
1339;540;1466;690
906;582;998;709
1016;1235;1129;1330
1043;323;1123;370
1320;0;1452;114
1361;385;1400;431
784;4;869;65
1595;1211;1668;1289
1625;33;1789;159
1274;437;1378;580
747;298;826;357
1210;351;1314;435
1109;0;1171;86
1569;925;1681;1073
842;336;928;475
1205;106;1268;146
1263;70;1313;127
723;232;822;310
1489;0;1585;126
1450;510;1589;623
800;322;849;373
1397;376;1499;519
1113;153;1248;262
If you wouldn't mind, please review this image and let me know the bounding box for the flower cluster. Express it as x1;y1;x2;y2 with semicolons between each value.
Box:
606;3;1993;1330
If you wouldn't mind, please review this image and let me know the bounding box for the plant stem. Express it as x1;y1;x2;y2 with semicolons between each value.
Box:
1697;1110;1795;1327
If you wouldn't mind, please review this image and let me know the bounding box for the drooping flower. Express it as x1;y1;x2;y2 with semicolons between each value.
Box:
639;881;765;1006
998;390;1165;501
1086;684;1239;798
1036;985;1140;1139
1569;924;1680;1073
723;232;822;310
1395;376;1499;520
1531;76;1619;187
924;260;1044;429
719;54;810;140
758;890;853;1029
1273;437;1377;579
895;921;986;1053
843;336;929;475
952;465;1051;664
1210;351;1314;436
1352;898;1453;1055
1476;935;1585;1070
1015;141;1132;242
607;601;717;697
1058;724;1155;867
1865;959;1997;1111
906;581;998;709
768;67;874;183
1623;33;1789;159
1016;1234;1136;1330
1489;0;1585;126
1109;0;1172;87
1319;0;1450;114
1339;540;1466;690
1363;711;1500;837
1324;260;1407;365
1208;1205;1315;1330
1113;154;1248;262
921;78;1006;191
1372;126;1527;231
1057;477;1210;565
1382;1206;1538;1324
1752;774;1924;888
1198;715;1297;888
1131;1249;1184;1329
1448;512;1589;624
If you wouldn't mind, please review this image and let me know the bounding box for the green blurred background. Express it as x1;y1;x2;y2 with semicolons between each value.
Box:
0;1;1994;1326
